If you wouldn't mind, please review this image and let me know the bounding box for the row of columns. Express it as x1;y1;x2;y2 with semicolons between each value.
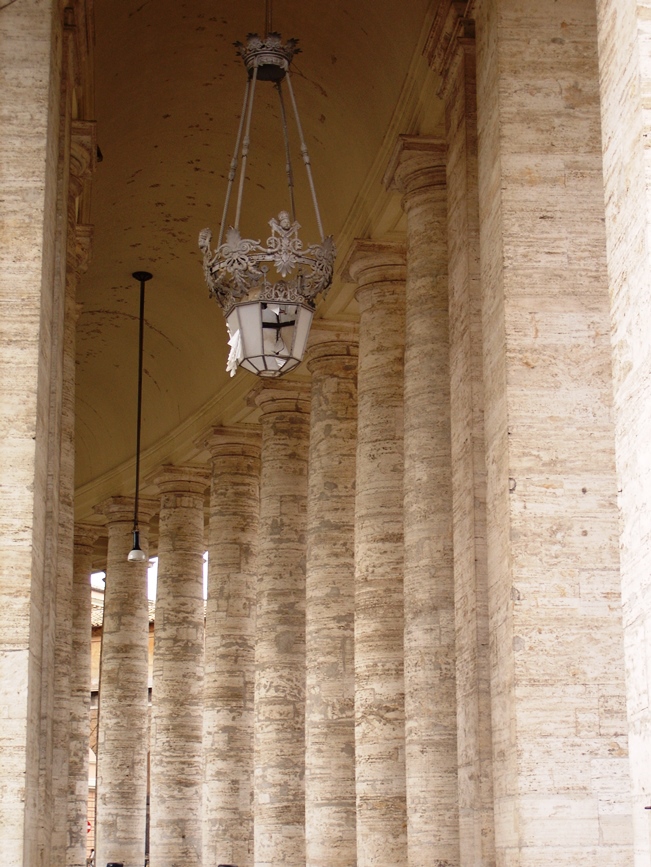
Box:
85;80;633;867
74;4;634;867
6;1;651;866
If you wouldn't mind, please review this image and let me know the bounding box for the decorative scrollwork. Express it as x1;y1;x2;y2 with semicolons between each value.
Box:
199;212;336;314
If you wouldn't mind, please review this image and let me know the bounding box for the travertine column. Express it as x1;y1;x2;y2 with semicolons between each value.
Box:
202;426;261;867
474;0;633;862
0;4;68;863
149;465;210;867
426;10;496;864
67;524;101;867
94;496;158;867
343;241;407;867
595;0;651;859
385;138;459;867
54;119;96;867
253;381;310;867
304;325;359;867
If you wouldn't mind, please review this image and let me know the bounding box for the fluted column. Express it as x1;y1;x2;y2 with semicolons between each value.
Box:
304;325;359;867
94;496;158;867
67;524;102;867
425;13;496;863
149;465;210;867
253;381;311;867
344;241;407;867
202;426;261;867
385;138;459;867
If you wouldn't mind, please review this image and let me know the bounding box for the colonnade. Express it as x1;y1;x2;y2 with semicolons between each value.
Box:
6;0;651;866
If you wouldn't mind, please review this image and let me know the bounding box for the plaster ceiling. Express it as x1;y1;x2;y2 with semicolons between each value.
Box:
75;0;444;519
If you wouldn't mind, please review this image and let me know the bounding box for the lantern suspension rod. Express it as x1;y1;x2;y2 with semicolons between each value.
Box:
275;81;296;222
234;64;259;231
285;68;325;240
218;77;252;248
265;0;272;34
131;271;152;533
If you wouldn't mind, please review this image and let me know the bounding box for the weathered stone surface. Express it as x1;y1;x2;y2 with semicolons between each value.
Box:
344;241;408;867
252;381;311;867
202;426;261;867
431;15;497;864
94;497;157;867
595;0;651;861
385;137;459;867
304;325;359;867
149;466;210;867
67;524;102;867
55;111;96;867
474;0;633;863
0;3;65;864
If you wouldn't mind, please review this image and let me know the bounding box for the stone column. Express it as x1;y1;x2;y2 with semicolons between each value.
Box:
67;524;101;867
304;324;359;867
202;426;261;867
425;9;496;864
0;4;72;862
474;0;633;862
343;241;407;867
595;0;651;858
149;465;210;867
252;381;311;867
385;138;459;867
54;119;96;867
94;496;158;867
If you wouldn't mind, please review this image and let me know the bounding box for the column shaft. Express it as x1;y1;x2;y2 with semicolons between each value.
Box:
253;382;310;867
595;0;651;858
385;139;459;867
305;329;358;867
149;466;209;867
202;427;261;867
345;243;407;867
67;525;100;867
427;12;497;863
0;3;65;863
474;0;632;862
56;118;96;867
94;497;157;867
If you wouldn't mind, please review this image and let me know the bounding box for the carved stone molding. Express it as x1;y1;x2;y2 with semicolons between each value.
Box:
70;119;97;196
424;0;475;97
384;135;447;199
75;223;94;276
341;239;406;289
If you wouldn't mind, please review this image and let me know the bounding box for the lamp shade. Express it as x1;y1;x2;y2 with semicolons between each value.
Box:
226;300;314;377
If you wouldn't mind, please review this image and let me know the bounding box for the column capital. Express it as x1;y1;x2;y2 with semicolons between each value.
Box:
94;495;159;526
198;424;262;459
248;378;312;415
341;239;406;288
74;522;105;551
153;464;211;496
305;319;359;371
424;0;475;97
384;135;446;198
306;318;359;350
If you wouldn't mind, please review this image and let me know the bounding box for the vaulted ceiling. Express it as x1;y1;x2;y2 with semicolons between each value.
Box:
75;0;444;519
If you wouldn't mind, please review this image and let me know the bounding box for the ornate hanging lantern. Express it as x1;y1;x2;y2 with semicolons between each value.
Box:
199;14;336;378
